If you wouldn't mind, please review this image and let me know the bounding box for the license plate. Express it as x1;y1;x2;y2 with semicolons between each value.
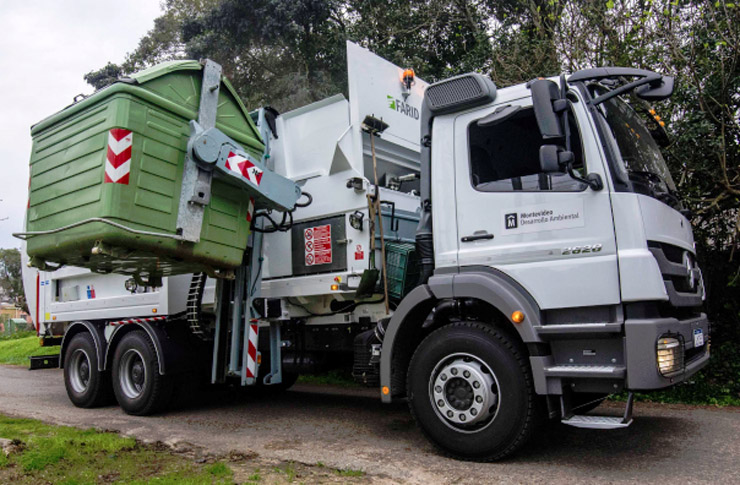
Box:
693;328;704;347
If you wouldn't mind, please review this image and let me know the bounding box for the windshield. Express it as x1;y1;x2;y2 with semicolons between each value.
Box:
595;92;677;193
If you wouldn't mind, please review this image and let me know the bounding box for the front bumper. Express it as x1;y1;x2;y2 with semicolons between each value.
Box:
624;313;710;390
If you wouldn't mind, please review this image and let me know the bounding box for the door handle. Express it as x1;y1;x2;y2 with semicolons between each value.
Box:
461;232;494;243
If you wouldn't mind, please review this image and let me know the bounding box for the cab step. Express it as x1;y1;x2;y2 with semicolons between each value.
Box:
561;414;632;429
545;364;626;378
561;392;634;430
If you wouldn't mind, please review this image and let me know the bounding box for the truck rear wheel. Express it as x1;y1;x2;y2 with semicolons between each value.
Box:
112;331;172;415
64;332;112;408
407;321;536;461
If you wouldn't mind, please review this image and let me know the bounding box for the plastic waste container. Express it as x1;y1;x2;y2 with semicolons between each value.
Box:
23;61;263;280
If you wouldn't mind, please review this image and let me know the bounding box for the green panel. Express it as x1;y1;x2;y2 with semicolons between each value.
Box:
25;61;262;278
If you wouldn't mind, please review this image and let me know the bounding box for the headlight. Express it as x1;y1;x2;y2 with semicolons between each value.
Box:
657;337;683;376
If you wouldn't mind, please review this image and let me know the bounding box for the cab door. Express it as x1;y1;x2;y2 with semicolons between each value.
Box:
453;92;620;310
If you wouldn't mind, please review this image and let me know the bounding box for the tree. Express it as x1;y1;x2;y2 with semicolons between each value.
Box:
0;248;27;313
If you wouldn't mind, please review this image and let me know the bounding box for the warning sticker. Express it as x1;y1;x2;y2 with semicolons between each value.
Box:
304;224;332;266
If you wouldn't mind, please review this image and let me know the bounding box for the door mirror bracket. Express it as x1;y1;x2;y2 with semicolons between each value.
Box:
540;144;603;191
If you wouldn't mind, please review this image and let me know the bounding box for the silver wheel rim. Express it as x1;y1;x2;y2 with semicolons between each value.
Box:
119;349;147;399
69;349;92;394
429;352;500;433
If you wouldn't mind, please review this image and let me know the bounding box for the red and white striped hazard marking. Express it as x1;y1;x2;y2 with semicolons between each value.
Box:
225;151;263;187
109;316;166;326
246;320;259;379
246;197;255;223
104;128;133;184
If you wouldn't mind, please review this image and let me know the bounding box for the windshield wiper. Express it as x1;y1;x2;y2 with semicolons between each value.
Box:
628;170;682;209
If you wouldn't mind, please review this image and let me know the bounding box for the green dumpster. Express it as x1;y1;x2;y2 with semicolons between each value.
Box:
24;61;263;279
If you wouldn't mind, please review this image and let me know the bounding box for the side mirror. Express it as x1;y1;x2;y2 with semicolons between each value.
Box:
530;79;564;140
635;76;674;101
539;145;571;173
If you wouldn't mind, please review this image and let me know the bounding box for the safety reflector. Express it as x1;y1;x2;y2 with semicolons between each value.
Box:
104;128;133;184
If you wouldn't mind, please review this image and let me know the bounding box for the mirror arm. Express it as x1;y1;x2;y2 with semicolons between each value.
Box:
565;164;603;191
590;73;661;106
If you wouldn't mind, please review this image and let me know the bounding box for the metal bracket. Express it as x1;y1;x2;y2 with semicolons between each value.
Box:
176;59;223;243
262;321;283;386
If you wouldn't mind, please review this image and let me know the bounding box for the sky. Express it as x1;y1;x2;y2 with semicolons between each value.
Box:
0;0;163;249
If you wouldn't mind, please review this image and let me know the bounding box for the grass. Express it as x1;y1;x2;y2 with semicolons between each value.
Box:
0;414;234;484
335;468;365;477
273;461;297;482
297;369;358;388
0;414;371;484
0;335;59;366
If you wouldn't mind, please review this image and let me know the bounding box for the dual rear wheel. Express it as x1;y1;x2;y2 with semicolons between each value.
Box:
63;330;171;415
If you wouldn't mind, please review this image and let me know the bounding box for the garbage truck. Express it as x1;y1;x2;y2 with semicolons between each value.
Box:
19;42;710;461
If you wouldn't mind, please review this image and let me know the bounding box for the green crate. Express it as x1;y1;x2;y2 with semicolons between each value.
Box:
25;61;264;278
385;242;420;300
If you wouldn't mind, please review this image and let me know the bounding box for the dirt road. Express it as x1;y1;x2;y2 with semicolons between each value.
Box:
1;365;738;484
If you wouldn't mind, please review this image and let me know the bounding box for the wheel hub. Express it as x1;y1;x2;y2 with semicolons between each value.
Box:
430;354;499;428
69;349;92;394
119;349;147;399
131;363;144;386
79;361;90;384
446;378;474;410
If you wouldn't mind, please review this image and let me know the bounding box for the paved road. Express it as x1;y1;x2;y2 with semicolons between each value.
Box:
1;365;738;484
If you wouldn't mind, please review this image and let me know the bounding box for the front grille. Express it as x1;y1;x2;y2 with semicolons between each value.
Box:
647;241;703;308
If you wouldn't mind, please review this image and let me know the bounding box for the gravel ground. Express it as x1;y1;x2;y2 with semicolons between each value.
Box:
1;365;738;484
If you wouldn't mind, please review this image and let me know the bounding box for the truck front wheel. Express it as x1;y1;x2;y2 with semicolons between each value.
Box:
407;321;536;461
112;331;172;415
64;332;112;408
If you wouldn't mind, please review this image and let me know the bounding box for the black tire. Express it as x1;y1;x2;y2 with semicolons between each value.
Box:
63;332;112;408
111;331;173;415
407;322;536;461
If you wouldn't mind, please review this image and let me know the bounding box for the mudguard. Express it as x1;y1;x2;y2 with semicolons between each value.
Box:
379;268;542;402
60;321;107;371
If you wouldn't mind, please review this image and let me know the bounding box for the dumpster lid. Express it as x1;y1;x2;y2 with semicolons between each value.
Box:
31;60;262;150
127;60;203;84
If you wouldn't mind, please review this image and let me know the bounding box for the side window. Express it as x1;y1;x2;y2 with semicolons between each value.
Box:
468;106;586;192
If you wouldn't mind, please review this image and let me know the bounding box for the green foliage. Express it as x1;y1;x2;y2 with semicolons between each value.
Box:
82;62;124;90
336;467;365;477
0;336;59;366
0;248;26;312
297;369;357;388
206;462;231;476
0;330;36;341
0;414;234;484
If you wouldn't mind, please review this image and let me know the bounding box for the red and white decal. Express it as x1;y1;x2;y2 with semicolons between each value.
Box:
304;224;332;266
109;316;166;326
354;244;364;260
226;151;263;187
246;320;259;379
246;197;255;223
104;128;133;184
